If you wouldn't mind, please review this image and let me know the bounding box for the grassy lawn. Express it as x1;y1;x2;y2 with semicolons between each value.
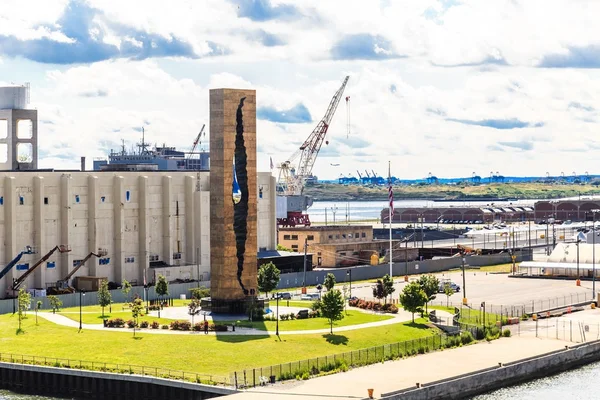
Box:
0;313;438;377
223;310;393;331
429;305;503;326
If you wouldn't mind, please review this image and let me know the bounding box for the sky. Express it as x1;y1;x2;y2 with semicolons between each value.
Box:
0;0;599;180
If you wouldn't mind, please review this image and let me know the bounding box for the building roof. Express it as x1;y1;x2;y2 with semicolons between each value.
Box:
257;250;310;258
279;225;372;232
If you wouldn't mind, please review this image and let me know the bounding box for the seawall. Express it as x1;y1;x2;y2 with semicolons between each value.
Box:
379;340;600;400
0;361;236;400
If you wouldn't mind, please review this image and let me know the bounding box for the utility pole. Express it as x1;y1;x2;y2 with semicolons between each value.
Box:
302;238;308;294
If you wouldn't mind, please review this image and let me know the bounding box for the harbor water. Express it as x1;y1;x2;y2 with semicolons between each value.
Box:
308;199;537;223
471;360;600;399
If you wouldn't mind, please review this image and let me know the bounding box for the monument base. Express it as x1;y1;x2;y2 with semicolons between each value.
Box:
201;296;267;314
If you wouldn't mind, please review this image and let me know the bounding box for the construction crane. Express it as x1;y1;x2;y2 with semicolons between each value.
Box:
48;249;108;294
7;245;71;298
188;124;206;159
276;76;349;227
356;170;362;179
0;246;35;282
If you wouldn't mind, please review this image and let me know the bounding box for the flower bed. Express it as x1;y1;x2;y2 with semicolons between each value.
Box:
348;299;398;314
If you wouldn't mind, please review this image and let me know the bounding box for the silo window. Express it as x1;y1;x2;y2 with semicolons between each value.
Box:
100;196;105;203
19;196;24;205
75;195;80;203
44;197;49;205
126;191;131;202
0;197;3;205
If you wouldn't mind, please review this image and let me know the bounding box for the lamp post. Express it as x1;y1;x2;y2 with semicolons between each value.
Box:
275;294;279;336
79;289;86;331
461;256;467;304
331;205;338;225
346;269;352;299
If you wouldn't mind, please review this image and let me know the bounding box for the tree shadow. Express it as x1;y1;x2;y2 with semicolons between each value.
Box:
322;334;348;345
132;336;143;341
15;328;25;335
404;321;432;330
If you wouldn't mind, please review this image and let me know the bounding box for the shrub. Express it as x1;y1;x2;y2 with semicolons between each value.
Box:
460;331;474;345
520;313;529;321
150;321;160;329
289;313;296;320
373;303;382;311
389;304;398;314
148;305;160;311
348;298;359;307
281;314;289;321
308;311;319;318
209;324;228;332
193;322;203;332
106;318;125;328
126;320;137;329
139;321;149;329
502;328;511;337
161;324;169;330
170;320;192;331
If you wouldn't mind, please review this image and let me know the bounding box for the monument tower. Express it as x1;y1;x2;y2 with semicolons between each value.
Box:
209;88;258;313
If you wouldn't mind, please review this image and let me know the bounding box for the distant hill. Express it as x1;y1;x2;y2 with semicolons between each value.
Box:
303;182;600;202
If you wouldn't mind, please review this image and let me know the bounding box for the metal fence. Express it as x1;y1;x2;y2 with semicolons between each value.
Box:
230;333;458;388
0;351;230;386
513;318;600;343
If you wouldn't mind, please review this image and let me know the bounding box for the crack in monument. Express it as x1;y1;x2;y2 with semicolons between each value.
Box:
233;96;249;295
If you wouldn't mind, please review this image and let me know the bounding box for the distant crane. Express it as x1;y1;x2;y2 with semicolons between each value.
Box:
188;124;206;159
276;76;350;227
356;170;362;179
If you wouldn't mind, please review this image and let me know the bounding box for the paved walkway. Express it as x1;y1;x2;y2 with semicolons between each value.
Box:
226;336;570;399
38;307;416;336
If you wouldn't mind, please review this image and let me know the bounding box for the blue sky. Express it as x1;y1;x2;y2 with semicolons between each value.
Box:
0;0;599;179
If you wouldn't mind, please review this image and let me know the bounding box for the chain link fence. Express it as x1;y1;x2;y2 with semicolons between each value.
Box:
0;352;230;386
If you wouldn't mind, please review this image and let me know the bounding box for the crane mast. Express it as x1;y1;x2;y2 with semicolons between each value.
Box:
279;76;349;196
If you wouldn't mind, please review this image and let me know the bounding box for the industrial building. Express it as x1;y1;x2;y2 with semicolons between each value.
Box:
385;205;535;224
277;225;417;268
0;85;278;299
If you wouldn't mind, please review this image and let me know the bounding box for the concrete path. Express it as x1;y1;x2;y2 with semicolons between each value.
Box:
226;336;570;399
38;307;412;336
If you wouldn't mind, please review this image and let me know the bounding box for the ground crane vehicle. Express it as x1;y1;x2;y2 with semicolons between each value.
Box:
47;249;108;295
276;76;349;227
0;246;35;282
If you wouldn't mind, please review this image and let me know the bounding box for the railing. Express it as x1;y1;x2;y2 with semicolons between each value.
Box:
231;334;452;388
0;352;230;387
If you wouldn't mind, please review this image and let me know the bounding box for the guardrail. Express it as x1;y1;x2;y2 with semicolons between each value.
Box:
0;352;230;387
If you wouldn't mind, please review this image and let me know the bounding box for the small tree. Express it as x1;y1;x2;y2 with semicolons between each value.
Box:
98;279;112;318
443;284;454;308
130;297;144;337
48;295;62;314
188;298;201;325
156;274;169;302
418;275;440;313
399;282;427;323
190;286;210;300
321;289;345;334
323;273;336;291
17;289;31;332
122;279;132;303
257;262;280;298
382;274;396;304
35;300;42;325
372;280;385;302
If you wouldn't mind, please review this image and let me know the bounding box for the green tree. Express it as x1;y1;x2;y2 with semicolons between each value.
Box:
444;283;454;308
276;244;293;252
156;274;169;301
130;297;144;337
257;262;280;297
189;286;210;300
35;300;42;325
17;289;31;332
48;295;62;314
98;279;112;318
188;298;201;325
418;275;440;313
382;274;396;304
372;279;385;302
323;273;336;291
121;279;132;302
320;289;345;334
399;282;427;323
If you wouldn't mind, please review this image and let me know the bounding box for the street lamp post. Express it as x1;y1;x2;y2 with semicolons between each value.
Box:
276;294;279;336
346;269;352;299
79;289;86;331
461;256;467;304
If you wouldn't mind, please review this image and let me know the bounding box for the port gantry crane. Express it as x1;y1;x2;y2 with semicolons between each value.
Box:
277;76;349;227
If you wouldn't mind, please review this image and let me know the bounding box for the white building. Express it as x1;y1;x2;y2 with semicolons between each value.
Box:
0;170;277;297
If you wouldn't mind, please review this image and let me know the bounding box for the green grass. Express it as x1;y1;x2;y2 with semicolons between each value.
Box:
429;305;503;326
223;310;393;331
0;313;438;377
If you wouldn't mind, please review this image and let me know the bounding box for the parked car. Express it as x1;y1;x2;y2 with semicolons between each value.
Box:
300;293;320;301
276;292;292;300
438;281;461;293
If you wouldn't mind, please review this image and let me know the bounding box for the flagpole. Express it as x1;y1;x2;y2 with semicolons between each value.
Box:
389;161;393;278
